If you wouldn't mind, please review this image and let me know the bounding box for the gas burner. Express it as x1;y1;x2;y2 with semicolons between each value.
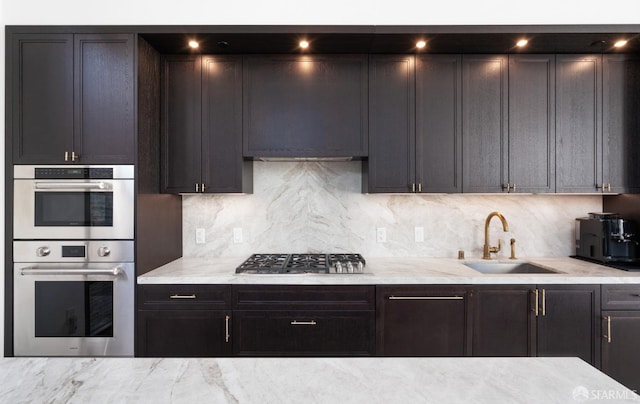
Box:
287;254;328;269
236;253;366;274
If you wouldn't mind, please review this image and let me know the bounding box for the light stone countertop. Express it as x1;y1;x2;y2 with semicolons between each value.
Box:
0;357;637;404
138;256;640;285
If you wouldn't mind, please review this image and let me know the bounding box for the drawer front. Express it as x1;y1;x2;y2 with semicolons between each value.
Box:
602;285;640;310
233;310;375;356
138;284;231;310
232;285;375;310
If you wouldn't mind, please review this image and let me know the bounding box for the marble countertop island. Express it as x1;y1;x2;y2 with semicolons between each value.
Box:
0;357;637;403
138;256;640;285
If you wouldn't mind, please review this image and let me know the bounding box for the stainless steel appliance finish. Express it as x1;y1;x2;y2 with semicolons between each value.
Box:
13;165;134;239
236;253;366;274
13;240;134;356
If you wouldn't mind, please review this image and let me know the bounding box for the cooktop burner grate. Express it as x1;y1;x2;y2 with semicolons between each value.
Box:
236;253;365;274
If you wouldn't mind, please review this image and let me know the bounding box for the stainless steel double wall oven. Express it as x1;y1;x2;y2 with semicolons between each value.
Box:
13;165;135;356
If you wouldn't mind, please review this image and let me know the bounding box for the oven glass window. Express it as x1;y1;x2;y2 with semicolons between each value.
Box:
34;281;114;337
35;192;113;226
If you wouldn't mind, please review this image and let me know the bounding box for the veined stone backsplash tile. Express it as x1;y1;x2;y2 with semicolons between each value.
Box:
183;162;602;258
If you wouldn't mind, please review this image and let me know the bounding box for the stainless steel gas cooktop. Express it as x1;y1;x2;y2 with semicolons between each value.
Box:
236;253;366;274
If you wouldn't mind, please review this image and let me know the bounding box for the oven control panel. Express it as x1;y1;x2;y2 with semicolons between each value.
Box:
13;240;134;263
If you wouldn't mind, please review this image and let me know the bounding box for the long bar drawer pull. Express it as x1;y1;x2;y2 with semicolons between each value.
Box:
169;294;197;299
21;267;122;276
388;296;464;300
225;315;230;342
603;316;612;343
290;320;317;326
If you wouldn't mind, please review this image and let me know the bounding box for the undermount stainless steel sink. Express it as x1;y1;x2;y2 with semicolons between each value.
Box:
464;261;559;275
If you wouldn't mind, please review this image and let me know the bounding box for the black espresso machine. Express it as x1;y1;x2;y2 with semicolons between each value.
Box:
575;213;640;269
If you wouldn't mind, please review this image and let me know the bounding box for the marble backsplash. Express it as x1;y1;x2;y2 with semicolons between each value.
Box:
183;162;602;259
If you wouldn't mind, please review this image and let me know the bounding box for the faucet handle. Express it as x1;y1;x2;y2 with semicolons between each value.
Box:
489;239;502;254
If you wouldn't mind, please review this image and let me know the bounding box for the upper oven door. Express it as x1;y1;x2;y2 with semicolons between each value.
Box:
13;167;134;240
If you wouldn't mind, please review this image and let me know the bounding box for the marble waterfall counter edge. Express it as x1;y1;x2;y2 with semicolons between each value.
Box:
0;357;637;404
138;256;640;285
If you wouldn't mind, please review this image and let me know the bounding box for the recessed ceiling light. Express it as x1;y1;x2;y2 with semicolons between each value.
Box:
188;40;199;49
516;39;528;47
416;40;427;49
614;40;628;48
299;40;310;49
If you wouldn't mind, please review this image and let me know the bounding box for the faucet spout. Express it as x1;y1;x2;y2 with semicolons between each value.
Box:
483;211;509;260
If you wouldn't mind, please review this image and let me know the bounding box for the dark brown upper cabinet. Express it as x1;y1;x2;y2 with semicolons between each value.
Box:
365;55;416;193
461;55;508;193
161;55;252;194
555;55;603;193
243;55;368;158
11;33;135;164
602;54;640;194
507;55;556;193
365;55;462;193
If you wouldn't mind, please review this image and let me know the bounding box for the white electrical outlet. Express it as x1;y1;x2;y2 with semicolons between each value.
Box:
415;226;425;243
195;228;205;244
376;227;387;243
233;227;243;244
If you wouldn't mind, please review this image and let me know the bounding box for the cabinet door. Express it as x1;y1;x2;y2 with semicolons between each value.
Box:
601;311;640;392
202;56;251;193
243;55;368;158
555;55;602;193
462;55;508;192
74;34;135;164
536;285;600;367
161;55;202;193
377;286;470;356
11;34;73;164
137;310;231;357
472;285;536;356
508;55;555;193
366;55;415;193
603;54;640;193
416;55;462;193
233;310;375;356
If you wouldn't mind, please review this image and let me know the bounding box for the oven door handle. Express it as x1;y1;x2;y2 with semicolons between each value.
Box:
20;267;123;276
34;182;109;190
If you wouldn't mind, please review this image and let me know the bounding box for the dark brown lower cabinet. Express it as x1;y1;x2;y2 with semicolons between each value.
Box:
137;310;231;357
137;284;232;357
536;285;600;367
376;286;471;356
233;310;374;356
231;285;375;356
472;285;536;357
601;284;640;391
472;284;600;366
601;311;640;391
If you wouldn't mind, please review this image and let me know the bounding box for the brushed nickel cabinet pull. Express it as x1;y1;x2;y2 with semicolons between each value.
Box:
64;151;69;162
607;183;611;192
388;296;464;300
169;294;196;299
411;183;416;192
603;316;612;343
225;315;230;342
290;320;317;325
71;151;79;162
195;183;199;192
504;183;511;192
418;183;422;193
201;183;206;192
541;289;546;316
534;289;539;316
512;184;516;192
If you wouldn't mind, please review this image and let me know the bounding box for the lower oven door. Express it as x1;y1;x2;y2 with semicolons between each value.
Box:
14;262;134;356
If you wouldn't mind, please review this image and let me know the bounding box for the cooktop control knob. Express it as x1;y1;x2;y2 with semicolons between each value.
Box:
36;247;51;257
98;246;111;257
